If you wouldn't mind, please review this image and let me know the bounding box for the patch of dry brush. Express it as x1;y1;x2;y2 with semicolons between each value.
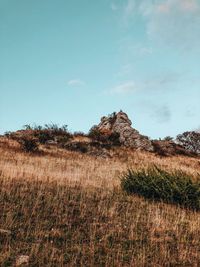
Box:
0;137;200;266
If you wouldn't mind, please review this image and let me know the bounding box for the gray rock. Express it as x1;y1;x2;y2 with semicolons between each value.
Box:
97;111;154;151
46;140;58;145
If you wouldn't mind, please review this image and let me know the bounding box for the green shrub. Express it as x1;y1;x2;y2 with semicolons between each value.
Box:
121;166;200;210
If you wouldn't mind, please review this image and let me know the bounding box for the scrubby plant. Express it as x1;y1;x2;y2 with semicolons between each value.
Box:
176;131;200;154
4;131;12;137
88;125;102;140
18;137;39;153
152;141;168;157
163;136;174;141
43;123;69;135
56;135;72;147
121;166;200;210
107;112;117;124
88;126;120;146
26;124;72;144
73;131;86;137
23;124;32;130
37;131;52;144
64;142;88;153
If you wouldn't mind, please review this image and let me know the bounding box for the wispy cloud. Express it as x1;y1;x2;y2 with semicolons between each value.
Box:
67;79;85;87
124;0;135;17
154;105;171;123
110;81;137;94
115;64;133;77
122;0;200;50
113;71;183;93
111;2;118;11
144;0;200;50
143;72;183;90
138;101;172;123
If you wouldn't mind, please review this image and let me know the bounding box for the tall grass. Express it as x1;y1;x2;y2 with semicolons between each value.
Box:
0;138;200;266
0;177;200;266
121;166;200;210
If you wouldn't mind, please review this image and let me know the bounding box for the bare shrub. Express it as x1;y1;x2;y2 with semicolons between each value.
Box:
176;131;200;154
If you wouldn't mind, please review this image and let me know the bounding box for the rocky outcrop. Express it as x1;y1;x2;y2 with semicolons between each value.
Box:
97;111;154;151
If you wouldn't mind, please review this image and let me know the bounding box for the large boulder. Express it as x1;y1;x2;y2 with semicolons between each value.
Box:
97;111;154;151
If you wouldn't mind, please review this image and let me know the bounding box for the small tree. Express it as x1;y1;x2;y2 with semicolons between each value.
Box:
176;131;200;154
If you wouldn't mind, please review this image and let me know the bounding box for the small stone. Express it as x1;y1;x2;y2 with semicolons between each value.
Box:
0;229;11;235
46;140;57;145
16;255;29;266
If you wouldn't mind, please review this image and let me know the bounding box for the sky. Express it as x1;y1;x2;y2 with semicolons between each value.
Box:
1;0;200;138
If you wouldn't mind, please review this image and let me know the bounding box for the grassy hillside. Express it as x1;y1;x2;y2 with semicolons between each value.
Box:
0;137;200;266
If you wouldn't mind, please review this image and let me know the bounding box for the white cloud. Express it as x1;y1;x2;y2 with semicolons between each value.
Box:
67;79;85;86
143;0;200;50
110;81;137;94
123;0;200;51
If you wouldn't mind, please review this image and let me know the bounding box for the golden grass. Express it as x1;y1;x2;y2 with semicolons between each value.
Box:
0;137;200;189
0;137;200;266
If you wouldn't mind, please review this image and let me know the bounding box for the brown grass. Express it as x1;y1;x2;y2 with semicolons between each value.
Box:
0;137;200;266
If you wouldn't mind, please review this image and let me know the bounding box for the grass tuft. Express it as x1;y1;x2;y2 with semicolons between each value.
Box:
121;166;200;210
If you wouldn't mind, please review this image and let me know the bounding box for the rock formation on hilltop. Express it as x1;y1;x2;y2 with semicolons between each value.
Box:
4;110;193;157
96;111;154;151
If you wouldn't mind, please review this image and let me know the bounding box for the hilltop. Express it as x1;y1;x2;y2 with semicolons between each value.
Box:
4;111;197;158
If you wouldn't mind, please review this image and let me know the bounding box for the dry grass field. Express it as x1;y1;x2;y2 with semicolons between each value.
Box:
0;137;200;266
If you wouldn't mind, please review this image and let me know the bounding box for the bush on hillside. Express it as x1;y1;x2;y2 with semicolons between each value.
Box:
88;126;120;146
121;166;200;210
56;135;72;147
73;131;87;137
22;123;72;144
64;142;88;153
176;131;200;154
88;126;102;140
163;136;174;141
18;136;39;153
37;131;52;144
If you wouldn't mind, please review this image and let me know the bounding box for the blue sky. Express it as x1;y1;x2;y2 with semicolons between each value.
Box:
1;0;200;138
